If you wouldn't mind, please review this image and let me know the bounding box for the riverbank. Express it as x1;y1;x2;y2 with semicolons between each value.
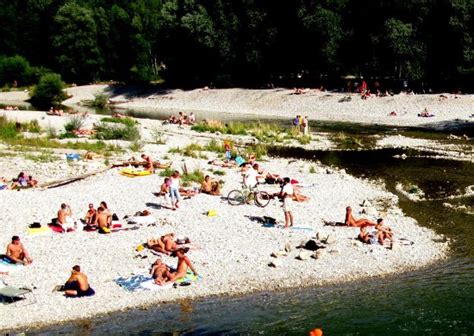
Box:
0;110;450;332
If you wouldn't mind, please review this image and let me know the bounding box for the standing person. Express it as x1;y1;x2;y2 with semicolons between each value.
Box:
302;116;309;135
243;163;259;190
63;265;95;297
280;177;294;228
292;115;300;130
141;154;154;172
6;236;32;265
224;141;232;162
169;171;181;210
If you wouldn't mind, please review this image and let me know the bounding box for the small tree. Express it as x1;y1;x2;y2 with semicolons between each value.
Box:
0;55;32;87
30;73;67;109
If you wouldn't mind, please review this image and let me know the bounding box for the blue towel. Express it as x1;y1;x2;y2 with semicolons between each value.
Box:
115;274;151;292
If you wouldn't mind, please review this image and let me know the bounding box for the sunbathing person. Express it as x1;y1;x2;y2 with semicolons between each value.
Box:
165;248;198;283
84;203;96;225
95;207;112;233
179;187;197;197
147;233;176;255
292;185;310;202
358;226;375;244
57;203;75;231
99;201;113;225
150;258;170;285
6;236;32;265
208;159;236;168
9;172;28;189
375;218;394;245
201;175;221;195
141;154;154;172
253;163;281;184
344;206;376;227
63;265;95;297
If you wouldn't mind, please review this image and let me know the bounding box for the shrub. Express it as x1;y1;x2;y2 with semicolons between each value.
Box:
26;120;41;133
150;127;166;144
101;117;137;127
204;139;224;153
0;115;19;139
129;141;143;152
298;135;312;145
159;167;174;177
94;122;140;141
30;73;67;109
64;116;84;133
181;169;205;185
0;55;33;86
83;93;109;109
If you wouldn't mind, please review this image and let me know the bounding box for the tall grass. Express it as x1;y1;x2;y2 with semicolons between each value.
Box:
101;117;137;127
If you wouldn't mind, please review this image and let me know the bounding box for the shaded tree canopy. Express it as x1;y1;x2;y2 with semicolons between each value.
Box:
0;0;472;90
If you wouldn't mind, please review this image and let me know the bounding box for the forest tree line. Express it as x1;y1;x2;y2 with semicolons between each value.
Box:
0;0;472;91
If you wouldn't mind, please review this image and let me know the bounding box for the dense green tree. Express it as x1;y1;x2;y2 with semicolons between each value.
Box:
52;2;101;83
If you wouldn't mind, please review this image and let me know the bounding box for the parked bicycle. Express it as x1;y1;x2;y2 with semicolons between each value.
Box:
227;184;272;208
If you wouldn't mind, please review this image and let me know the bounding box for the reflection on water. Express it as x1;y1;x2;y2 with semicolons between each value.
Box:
25;147;474;336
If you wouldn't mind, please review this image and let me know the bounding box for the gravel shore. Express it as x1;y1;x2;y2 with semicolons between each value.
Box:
0;109;450;331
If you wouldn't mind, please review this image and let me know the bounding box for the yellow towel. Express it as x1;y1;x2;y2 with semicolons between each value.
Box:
27;226;51;235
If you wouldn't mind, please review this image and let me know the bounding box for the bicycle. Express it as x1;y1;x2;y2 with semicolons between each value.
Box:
227;184;271;208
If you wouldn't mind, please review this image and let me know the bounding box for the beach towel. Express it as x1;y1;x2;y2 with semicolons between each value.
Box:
0;256;24;273
262;222;313;231
120;168;152;177
125;216;156;225
26;226;51;235
48;224;65;233
115;270;201;292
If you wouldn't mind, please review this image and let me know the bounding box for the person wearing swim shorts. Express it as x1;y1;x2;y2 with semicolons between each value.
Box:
64;265;95;297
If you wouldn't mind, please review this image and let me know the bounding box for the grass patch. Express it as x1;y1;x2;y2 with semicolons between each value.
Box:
298;135;312;145
2;137;122;154
150;127;166;144
168;143;204;158
181;169;205;186
330;132;376;149
64;116;85;133
24;151;57;163
82;93;109;109
159;167;174;177
129;141;144;152
101;117;137;127
309;166;316;174
212;169;226;176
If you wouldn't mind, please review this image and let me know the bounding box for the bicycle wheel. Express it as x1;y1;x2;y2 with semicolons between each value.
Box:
227;190;245;206
255;191;271;208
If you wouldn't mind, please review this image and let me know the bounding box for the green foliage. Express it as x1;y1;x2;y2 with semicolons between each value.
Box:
181;169;205;185
26;120;41;133
213;169;226;176
0;55;33;86
150;127;166;144
298;135;312;145
53;2;101;83
25;151;57;163
309;166;316;174
204;139;225;152
159;167;174;177
0;115;20;139
129;140;144;152
30;73;67;109
83;94;109;109
101;117;137;127
64;116;84;133
94;122;140;141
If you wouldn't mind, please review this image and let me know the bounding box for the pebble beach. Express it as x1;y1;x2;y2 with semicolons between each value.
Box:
0;87;460;331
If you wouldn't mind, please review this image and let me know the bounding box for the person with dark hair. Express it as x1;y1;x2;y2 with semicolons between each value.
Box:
375;218;394;245
63;265;95;297
95;207;112;233
201;175;221;195
141;154;154;172
279;177;294;228
99;201;113;225
6;236;32;265
57;203;75;231
165;248;198;283
84;203;96;225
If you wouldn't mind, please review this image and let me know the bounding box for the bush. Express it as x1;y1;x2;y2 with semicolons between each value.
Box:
64;116;84;132
30;73;67;109
0;55;33;86
90;94;109;109
0;115;20;139
94;122;140;141
101;117;137;127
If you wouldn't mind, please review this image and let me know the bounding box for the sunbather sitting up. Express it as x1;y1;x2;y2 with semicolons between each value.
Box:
201;175;221;195
84;203;96;225
375;218;394;245
63;265;95;297
6;236;32;265
165;248;198;283
95;207;112;233
344;206;376;227
57;203;75;231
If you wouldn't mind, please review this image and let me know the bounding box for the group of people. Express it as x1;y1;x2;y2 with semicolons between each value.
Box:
167;111;196;126
0;172;38;190
52;201;114;234
47;107;65;116
292;115;309;135
345;206;394;247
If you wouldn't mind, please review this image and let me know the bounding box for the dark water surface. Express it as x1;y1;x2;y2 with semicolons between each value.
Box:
25;145;474;335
